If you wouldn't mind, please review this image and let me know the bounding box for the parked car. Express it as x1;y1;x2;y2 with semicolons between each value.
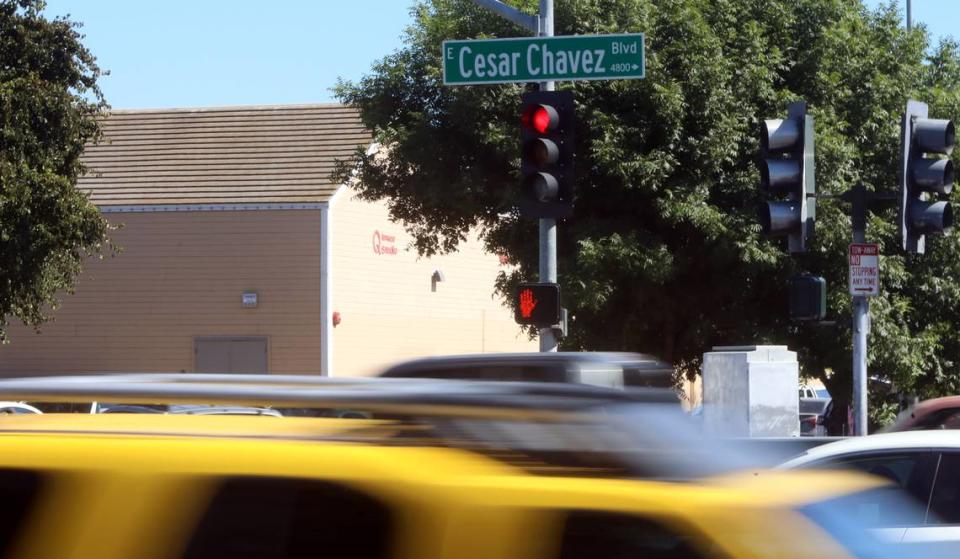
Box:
0;401;41;415
378;352;676;389
780;430;960;551
886;396;960;432
799;398;831;436
0;373;919;559
800;383;831;400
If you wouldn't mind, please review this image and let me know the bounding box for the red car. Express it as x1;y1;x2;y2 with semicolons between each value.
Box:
887;396;960;431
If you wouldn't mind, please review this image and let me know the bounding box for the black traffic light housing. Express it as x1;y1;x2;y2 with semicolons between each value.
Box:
899;99;955;254
514;282;561;326
519;90;574;219
789;274;827;322
759;101;816;252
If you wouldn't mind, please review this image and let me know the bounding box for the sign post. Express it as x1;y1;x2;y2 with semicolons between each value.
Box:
849;185;872;435
464;1;646;353
443;34;645;85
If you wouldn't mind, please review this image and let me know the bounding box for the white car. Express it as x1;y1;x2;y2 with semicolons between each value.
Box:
0;401;42;414
780;431;960;550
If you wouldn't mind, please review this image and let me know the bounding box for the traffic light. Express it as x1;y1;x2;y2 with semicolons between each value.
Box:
898;99;955;254
759;101;816;252
514;282;561;326
789;275;826;322
519;90;574;219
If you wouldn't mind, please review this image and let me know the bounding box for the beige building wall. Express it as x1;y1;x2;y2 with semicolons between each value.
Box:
331;189;536;376
0;210;322;375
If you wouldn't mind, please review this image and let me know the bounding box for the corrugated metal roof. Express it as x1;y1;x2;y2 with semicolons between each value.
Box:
79;104;371;206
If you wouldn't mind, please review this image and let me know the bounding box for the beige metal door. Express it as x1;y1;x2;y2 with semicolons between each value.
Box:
194;338;268;373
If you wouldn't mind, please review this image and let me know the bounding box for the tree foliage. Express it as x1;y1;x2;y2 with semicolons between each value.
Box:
334;0;960;424
0;0;111;339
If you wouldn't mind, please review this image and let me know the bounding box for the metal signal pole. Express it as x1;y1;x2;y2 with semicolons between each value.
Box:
470;0;558;352
538;0;558;352
850;184;869;436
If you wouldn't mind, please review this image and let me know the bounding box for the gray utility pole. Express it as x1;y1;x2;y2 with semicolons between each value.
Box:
850;184;869;436
470;0;559;352
537;0;558;352
907;0;912;30
469;0;538;31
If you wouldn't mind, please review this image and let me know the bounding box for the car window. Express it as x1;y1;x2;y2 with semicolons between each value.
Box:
929;453;960;524
809;453;934;526
578;368;623;388
29;402;93;413
180;477;392;559
0;468;43;557
912;408;960;430
389;364;570;382
557;510;719;559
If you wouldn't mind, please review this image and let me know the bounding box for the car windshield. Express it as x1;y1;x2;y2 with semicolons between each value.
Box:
801;487;958;558
799;398;831;414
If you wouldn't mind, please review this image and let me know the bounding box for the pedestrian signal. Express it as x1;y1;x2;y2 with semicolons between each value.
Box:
514;283;561;326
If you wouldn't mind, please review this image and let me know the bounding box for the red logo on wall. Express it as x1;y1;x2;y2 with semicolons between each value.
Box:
372;230;398;255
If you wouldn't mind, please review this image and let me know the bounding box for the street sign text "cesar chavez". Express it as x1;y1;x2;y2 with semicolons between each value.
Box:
443;33;644;85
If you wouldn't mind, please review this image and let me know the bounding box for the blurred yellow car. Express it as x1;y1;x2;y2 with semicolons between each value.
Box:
0;410;899;559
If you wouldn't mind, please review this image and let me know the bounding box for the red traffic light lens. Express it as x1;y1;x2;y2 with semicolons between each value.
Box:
532;107;551;133
522;104;558;134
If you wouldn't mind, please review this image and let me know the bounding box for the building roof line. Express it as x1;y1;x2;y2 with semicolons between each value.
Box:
106;102;350;114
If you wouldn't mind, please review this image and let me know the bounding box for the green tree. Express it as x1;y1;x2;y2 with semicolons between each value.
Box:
335;0;960;426
0;0;111;340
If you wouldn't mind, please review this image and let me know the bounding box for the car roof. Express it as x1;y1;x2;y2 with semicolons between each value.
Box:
0;374;687;479
0;413;387;440
0;374;676;413
782;430;960;467
909;395;960;415
379;352;672;372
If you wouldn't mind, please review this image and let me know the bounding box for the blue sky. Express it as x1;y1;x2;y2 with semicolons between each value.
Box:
43;1;957;110
43;0;417;108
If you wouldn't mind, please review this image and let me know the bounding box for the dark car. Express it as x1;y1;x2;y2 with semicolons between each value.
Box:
887;396;960;432
377;352;676;390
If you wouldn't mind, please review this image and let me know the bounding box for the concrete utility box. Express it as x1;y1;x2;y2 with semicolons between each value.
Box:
702;345;799;437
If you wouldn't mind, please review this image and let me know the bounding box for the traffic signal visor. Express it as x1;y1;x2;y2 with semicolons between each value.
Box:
518;91;574;219
900;100;956;252
760;118;803;196
758;102;815;253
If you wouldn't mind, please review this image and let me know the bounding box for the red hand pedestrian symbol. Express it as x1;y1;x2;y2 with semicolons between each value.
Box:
519;289;538;318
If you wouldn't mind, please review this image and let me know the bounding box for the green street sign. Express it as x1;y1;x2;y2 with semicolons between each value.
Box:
442;33;644;85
